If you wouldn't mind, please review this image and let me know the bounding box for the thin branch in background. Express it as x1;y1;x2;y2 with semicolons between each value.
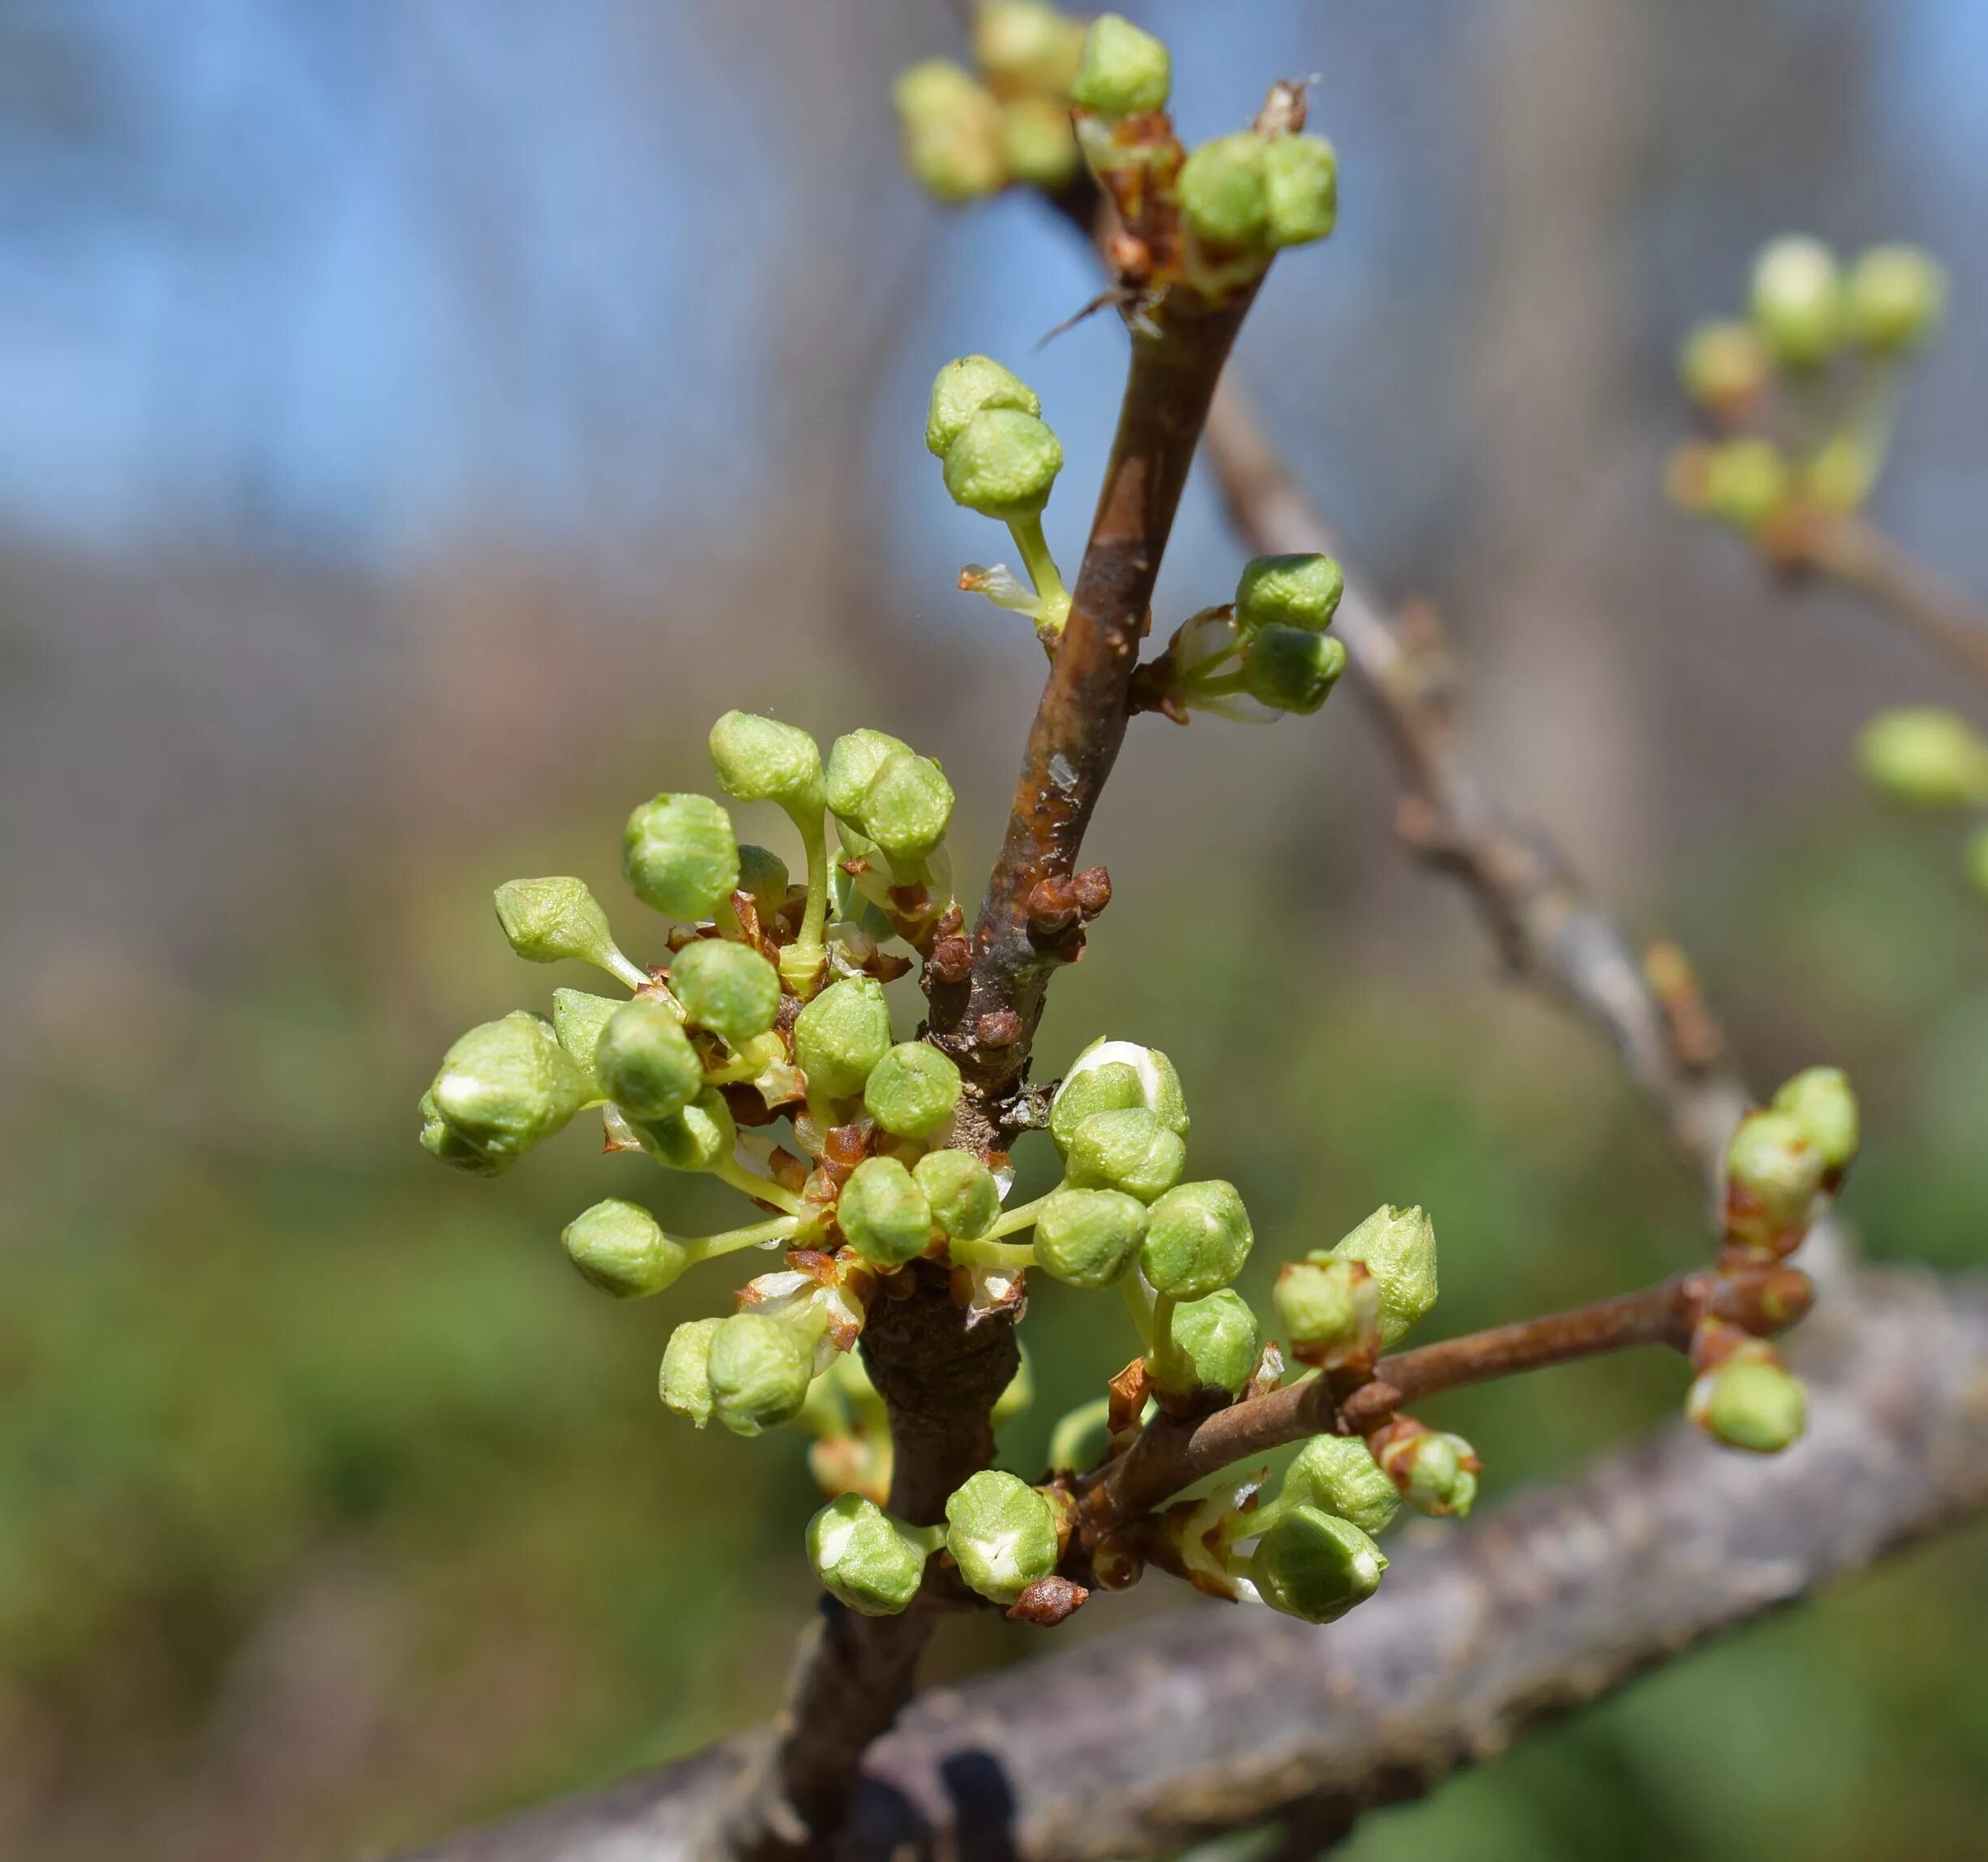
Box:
1805;509;1988;695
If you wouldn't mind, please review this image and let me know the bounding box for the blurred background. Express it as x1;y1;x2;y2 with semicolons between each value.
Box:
3;1;1986;1856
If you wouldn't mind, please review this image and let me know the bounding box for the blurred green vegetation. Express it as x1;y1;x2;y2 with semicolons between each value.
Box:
3;774;1986;1862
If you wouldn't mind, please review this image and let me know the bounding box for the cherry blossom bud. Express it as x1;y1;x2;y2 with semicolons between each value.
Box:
494;877;642;985
426;1011;588;1170
945;1470;1060;1605
974;1;1086;96
1248;1505;1386;1624
1690;1350;1806;1453
1844;244;1946;354
1034;1187;1148;1287
1273;1255;1382;1368
1235;553;1343;635
793;974;893;1099
1381;1428;1479;1517
634;1085;736;1174
660;1317;722;1427
733;844;790;921
864;1042;963;1141
707;1312;815;1437
1703;438;1790;533
671;939;781;1047
1677;319;1770;412
1329;1205;1437;1344
862;751;956;865
1002;96;1082;189
708;711;825;817
926;358;1042;460
1263;134;1338;248
563;1197;687;1299
894;60;1005;203
1750;235;1844;367
1179;134;1269;250
1243;625;1347;715
1157;1288;1260;1399
838;1157;934;1266
1857;707;1988;809
1724;1109;1824;1252
1050;1037;1189;1154
1063;1106;1188;1202
596;998;704;1121
808;1494;932;1616
1048;1394;1113;1474
1282;1435;1399;1536
623;792;740;922
943;408;1065;520
418;1090;508;1176
1770;1066;1859;1175
915;1149;1001;1243
1140;1180;1253;1299
551;987;622;1082
1071;15;1171;118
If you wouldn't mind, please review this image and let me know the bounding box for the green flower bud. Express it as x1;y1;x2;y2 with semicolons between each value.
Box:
1048;1394;1113;1475
792;974;893;1099
1248;1505;1386;1624
1179;134;1269;250
1857;707;1988;808
860;751;956;864
1242;625;1348;715
838;1156;934;1266
1677;319;1769;409
974;1;1086;96
992;1342;1035;1429
1001;96;1082;189
1141;1180;1253;1299
893;60;1006;203
418;1089;508;1175
734;844;790;920
925;360;1040;462
1160;1288;1260;1398
1330;1205;1437;1345
551;987;622;1081
1050;1037;1189;1153
863;1042;963;1141
1389;1431;1479;1517
915;1149;1001;1242
595;997;704;1121
944;1469;1060;1605
1063;1106;1187;1203
1070;14;1171;118
1845;243;1946;354
660;1317;722;1427
1694;1353;1806;1453
493;876;637;981
1273;1256;1382;1363
1725;1109;1824;1244
1750;234;1844;367
1235;552;1343;634
428;1011;588;1166
707;1312;814;1437
635;1085;736;1174
807;1493;930;1616
563;1197;687;1299
1703;437;1790;533
671;938;781;1047
623;792;740;922
1262;133;1338;248
1282;1436;1399;1536
942;408;1064;520
1804;432;1877;512
1033;1186;1148;1287
708;711;825;815
1770;1066;1860;1175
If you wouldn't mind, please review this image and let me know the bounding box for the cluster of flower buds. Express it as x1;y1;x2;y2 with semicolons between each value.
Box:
1668;234;1947;546
1855;707;1988;897
1156;553;1350;721
1687;1066;1861;1453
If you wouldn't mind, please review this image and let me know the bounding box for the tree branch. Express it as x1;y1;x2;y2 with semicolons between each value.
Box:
1804;509;1988;694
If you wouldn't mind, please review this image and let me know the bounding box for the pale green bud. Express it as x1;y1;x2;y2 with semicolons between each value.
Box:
1243;625;1347;715
1050;1037;1189;1153
1273;1256;1381;1362
1249;1505;1386;1624
992;1342;1035;1430
1771;1066;1859;1175
1703;438;1790;533
838;1156;934;1266
793;974;893;1099
1804;432;1877;512
1179;134;1269;250
707;1312;814;1437
595;997;704;1121
563;1197;687;1299
1845;244;1946;354
942;408;1064;520
493;876;635;978
925;359;1040;462
861;751;956;864
1141;1180;1253;1299
1048;1394;1113;1474
709;711;825;815
418;1089;508;1175
1001;96;1082;189
894;60;1006;203
734;844;790;920
428;1011;587;1167
808;1493;930;1616
944;1470;1060;1605
1033;1186;1148;1287
1390;1431;1478;1517
1236;552;1343;634
1160;1288;1260;1398
1282;1436;1399;1536
1725;1109;1823;1243
1694;1353;1806;1453
671;938;781;1047
1677;319;1770;409
623;792;740;922
635;1086;736;1174
660;1317;722;1427
974;1;1086;95
1330;1205;1437;1345
551;987;621;1081
1070;14;1170;118
1262;133;1338;248
1857;707;1988;808
825;730;912;837
863;1042;963;1141
915;1149;1001;1242
1063;1106;1187;1203
1750;234;1844;367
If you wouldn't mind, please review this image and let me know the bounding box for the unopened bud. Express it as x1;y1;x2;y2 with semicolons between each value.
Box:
1770;1066;1859;1175
1857;707;1988;808
1845;243;1946;354
992;1342;1035;1429
707;1311;815;1437
1033;1186;1148;1287
915;1149;1001;1242
863;1042;962;1141
1050;1037;1189;1154
563;1197;686;1299
1273;1256;1381;1367
1724;1108;1823;1251
551;987;622;1081
623;792;740;923
426;1011;588;1168
1330;1205;1437;1345
1380;1428;1479;1517
1703;437;1790;533
1242;625;1347;715
659;1316;722;1427
1140;1179;1253;1299
1048;1394;1113;1474
944;1470;1060;1605
1263;133;1338;248
861;751;955;865
1236;552;1343;634
596;997;704;1121
974;1;1086;96
1001;96;1081;189
925;358;1040;461
1248;1505;1386;1624
1070;14;1170;117
1750;234;1844;367
793;974;893;1099
838;1156;934;1266
1063;1106;1187;1202
635;1085;736;1174
894;60;1005;203
1803;432;1876;512
671;938;781;1047
418;1089;508;1176
1158;1287;1259;1398
1179;134;1269;251
1282;1435;1399;1536
1677;319;1770;411
808;1494;931;1616
733;844;790;922
1690;1350;1806;1453
494;877;637;981
943;408;1064;520
708;711;825;815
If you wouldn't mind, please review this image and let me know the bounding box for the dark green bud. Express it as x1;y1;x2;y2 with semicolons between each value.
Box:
807;1494;930;1616
838;1156;934;1266
1179;134;1269;250
1063;1106;1187;1202
1235;553;1343;633
1048;1394;1114;1475
1692;1353;1806;1453
660;1317;722;1427
707;1312;814;1437
634;1086;736;1174
595;997;704;1121
493;876;639;982
1141;1179;1253;1299
1845;243;1945;354
915;1149;1001;1242
944;1470;1060;1605
1771;1066;1859;1175
1033;1186;1148;1288
563;1197;687;1299
864;1042;963;1141
1330;1205;1437;1345
1160;1288;1260;1398
1263;133;1338;247
793;974;894;1099
551;987;622;1082
1249;1505;1386;1624
943;408;1064;520
708;711;825;815
671;938;781;1047
1050;1038;1189;1152
1070;14;1171;118
1282;1436;1399;1536
427;1011;588;1166
1750;235;1843;367
623;792;740;922
418;1089;508;1175
1857;707;1988;808
1242;625;1347;714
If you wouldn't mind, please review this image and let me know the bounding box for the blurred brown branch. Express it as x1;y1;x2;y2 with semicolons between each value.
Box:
1805;510;1988;694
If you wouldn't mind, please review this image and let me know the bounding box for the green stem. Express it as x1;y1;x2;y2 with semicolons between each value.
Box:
1008;511;1071;636
603;948;651;992
714;1157;806;1217
949;1235;1038;1272
1120;1273;1156;1350
984;1192;1056;1240
682;1214;801;1265
1146;1291;1181;1386
788;803;832;956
